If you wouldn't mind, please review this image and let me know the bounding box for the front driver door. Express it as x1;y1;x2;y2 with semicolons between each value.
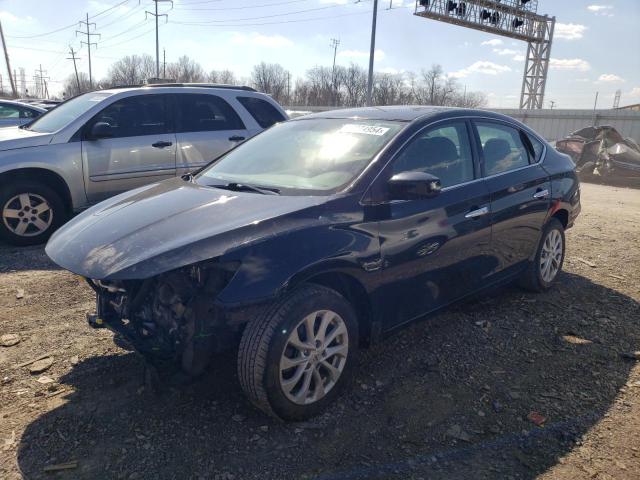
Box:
374;120;494;329
82;94;176;204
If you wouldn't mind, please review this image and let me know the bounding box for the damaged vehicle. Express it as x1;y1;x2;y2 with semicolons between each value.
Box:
46;107;581;420
555;125;640;179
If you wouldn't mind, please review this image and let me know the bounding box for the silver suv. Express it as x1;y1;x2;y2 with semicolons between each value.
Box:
0;84;287;245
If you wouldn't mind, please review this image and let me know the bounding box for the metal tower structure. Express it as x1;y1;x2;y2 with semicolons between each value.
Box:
613;89;621;109
414;0;555;109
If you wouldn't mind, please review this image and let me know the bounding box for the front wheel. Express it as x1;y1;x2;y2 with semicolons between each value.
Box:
237;284;358;420
519;218;565;292
0;181;67;246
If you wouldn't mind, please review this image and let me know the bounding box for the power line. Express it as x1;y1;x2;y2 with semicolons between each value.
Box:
170;8;372;27
174;0;313;11
89;0;131;20
171;3;359;24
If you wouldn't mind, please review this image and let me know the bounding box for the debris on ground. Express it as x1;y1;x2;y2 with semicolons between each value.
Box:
28;357;54;374
574;257;597;268
528;411;547;426
15;288;24;299
446;424;471;442
0;333;20;347
42;461;78;472
36;375;54;384
562;335;593;345
620;351;640;361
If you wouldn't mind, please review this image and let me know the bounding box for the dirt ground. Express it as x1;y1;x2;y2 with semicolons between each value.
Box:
1;182;639;480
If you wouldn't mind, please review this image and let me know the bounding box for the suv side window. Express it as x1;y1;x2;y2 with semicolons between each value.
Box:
91;95;169;138
237;96;286;129
392;121;475;188
475;121;530;176
177;94;245;132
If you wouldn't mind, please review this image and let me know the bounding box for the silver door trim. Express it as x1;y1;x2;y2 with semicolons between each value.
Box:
465;206;490;219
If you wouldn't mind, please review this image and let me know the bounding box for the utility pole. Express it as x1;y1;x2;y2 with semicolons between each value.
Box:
77;13;100;89
146;0;173;79
592;91;599;126
67;46;81;93
0;21;17;97
163;48;166;79
33;65;49;98
330;38;340;106
549;100;556;110
366;0;378;106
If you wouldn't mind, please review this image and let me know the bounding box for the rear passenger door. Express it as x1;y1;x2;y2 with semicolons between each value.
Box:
174;94;250;175
473;120;551;275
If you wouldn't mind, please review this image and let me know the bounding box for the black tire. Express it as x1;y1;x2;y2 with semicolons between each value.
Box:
518;218;565;292
238;284;359;421
0;181;67;246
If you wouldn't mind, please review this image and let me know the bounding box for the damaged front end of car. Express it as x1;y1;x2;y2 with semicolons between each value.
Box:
85;260;241;376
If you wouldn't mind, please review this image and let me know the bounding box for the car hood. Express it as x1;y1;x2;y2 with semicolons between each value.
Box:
46;177;326;280
0;126;53;151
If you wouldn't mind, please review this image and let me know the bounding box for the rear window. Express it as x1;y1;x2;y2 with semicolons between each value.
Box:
237;96;286;129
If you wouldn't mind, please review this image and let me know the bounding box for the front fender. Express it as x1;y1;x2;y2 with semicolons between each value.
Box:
215;218;380;309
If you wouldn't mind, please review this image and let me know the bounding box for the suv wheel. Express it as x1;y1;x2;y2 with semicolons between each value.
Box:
238;284;358;420
0;181;66;246
519;218;565;292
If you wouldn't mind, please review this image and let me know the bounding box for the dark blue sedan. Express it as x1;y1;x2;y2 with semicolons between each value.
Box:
46;106;581;420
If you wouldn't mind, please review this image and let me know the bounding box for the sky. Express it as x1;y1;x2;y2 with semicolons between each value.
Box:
0;0;638;108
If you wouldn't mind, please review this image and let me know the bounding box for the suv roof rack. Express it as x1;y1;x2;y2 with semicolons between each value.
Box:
144;83;256;92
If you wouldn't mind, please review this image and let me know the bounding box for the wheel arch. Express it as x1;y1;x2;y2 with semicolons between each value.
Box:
551;208;569;229
300;270;376;348
0;167;73;215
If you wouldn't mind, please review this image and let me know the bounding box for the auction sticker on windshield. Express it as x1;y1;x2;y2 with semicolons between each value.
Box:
339;124;391;136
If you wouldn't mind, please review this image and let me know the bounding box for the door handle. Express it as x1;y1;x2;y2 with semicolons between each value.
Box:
465;206;489;219
229;135;246;142
152;141;173;148
533;189;550;199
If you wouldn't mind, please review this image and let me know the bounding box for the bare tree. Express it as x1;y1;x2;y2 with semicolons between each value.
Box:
342;63;367;107
208;69;237;85
63;72;92;97
105;54;155;86
373;72;405;106
166;55;205;83
250;62;290;104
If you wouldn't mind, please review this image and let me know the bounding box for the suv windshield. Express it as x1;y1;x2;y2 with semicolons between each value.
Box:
198;118;404;194
26;92;114;133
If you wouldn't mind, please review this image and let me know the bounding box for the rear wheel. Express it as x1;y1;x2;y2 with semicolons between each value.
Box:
238;284;358;420
0;181;66;246
519;218;565;292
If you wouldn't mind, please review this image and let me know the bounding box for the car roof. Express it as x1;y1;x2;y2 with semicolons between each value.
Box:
0;99;47;111
296;105;455;122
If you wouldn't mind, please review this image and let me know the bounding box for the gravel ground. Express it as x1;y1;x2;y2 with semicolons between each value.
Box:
1;182;639;480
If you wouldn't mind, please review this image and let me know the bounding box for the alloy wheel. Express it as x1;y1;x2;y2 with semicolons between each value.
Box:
279;310;349;405
540;228;563;283
2;193;53;237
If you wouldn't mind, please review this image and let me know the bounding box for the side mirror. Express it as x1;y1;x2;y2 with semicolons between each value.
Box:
89;122;113;140
388;171;442;200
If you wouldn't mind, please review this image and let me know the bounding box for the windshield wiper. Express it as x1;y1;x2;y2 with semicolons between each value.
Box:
211;182;280;195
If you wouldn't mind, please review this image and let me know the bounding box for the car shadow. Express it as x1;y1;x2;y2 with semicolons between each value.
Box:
0;242;61;273
16;272;640;479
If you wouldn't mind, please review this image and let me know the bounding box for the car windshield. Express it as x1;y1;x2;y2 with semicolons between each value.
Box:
197;118;404;194
26;92;114;133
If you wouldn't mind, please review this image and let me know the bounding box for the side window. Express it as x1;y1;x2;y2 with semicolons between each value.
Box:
0;105;20;118
177;94;245;133
475;122;530;176
524;131;545;163
21;108;39;119
237;96;286;129
91;95;169;138
392;121;475;188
